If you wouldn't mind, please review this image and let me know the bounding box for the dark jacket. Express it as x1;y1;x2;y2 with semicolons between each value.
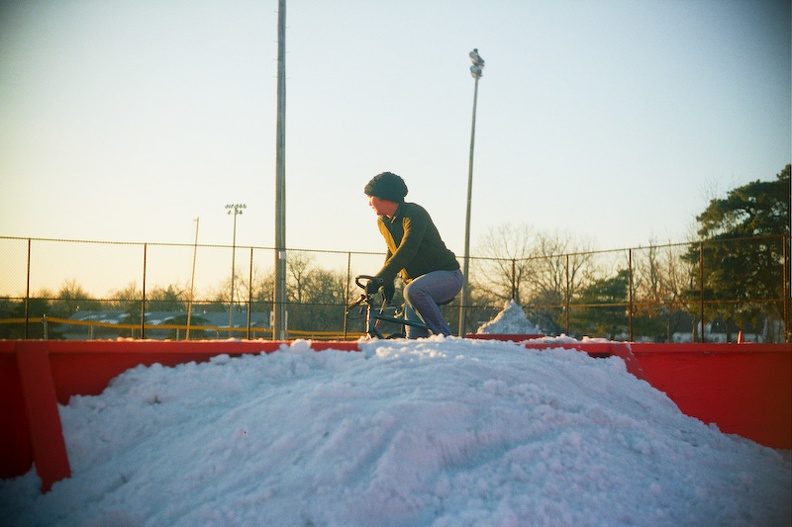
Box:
374;202;459;283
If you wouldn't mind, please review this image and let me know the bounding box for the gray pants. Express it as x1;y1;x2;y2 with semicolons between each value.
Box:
403;269;464;338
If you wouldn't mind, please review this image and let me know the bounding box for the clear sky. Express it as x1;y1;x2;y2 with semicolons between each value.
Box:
1;0;790;258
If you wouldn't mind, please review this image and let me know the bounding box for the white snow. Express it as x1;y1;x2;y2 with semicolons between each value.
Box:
1;338;790;526
476;300;540;335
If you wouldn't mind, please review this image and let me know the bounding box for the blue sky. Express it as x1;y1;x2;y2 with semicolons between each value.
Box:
1;0;789;258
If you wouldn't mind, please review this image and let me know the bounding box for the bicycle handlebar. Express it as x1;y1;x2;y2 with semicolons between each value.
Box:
354;275;377;290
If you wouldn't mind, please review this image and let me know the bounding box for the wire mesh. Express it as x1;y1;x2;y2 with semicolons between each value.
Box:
0;235;788;342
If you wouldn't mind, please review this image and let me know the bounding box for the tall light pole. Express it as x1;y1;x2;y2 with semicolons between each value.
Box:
273;0;288;340
459;48;484;337
226;203;246;337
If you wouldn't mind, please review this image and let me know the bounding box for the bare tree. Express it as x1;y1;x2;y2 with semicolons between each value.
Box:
287;251;314;303
626;242;689;340
472;223;535;304
57;278;94;314
107;281;141;311
528;230;597;305
471;224;598;334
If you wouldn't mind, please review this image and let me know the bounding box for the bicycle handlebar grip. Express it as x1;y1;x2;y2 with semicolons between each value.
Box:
355;275;377;289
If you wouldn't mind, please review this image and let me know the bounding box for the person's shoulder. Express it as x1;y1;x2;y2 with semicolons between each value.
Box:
401;202;429;217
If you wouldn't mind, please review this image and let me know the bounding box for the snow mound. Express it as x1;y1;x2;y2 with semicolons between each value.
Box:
477;300;540;334
1;338;789;526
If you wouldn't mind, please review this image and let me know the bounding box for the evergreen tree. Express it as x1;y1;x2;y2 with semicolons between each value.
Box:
687;165;790;341
572;269;630;339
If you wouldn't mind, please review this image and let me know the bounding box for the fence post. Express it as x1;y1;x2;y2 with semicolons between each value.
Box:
784;235;790;343
343;252;351;339
186;217;199;341
24;238;31;339
699;241;705;343
511;259;517;301
565;254;570;334
141;243;147;339
628;248;634;341
246;247;253;339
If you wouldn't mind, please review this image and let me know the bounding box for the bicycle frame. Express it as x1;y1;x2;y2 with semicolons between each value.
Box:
349;275;430;339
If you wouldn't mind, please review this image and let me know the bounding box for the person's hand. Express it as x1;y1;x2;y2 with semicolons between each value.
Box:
381;281;395;303
365;277;384;296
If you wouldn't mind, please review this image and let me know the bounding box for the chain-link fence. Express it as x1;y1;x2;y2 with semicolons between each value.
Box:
467;236;790;343
1;235;788;342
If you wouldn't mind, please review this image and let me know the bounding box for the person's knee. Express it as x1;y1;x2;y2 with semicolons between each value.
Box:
403;281;424;305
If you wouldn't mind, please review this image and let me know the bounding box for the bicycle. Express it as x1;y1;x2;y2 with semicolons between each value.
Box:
347;275;431;339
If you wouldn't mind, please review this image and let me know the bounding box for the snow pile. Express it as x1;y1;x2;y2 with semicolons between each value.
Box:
476;300;540;335
1;338;789;526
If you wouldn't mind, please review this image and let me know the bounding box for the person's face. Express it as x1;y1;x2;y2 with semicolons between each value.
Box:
369;195;388;216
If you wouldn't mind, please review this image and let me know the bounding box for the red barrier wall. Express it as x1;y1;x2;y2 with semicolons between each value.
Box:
0;349;31;478
1;339;789;492
629;343;791;451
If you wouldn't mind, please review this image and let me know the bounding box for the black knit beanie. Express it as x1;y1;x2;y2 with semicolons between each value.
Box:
364;172;408;202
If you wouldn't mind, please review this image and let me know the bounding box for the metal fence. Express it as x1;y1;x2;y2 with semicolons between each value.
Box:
1;235;789;342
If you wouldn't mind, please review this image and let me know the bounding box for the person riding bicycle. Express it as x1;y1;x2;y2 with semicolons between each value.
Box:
363;172;463;338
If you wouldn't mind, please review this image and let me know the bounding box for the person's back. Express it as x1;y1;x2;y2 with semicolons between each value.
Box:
376;201;459;282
